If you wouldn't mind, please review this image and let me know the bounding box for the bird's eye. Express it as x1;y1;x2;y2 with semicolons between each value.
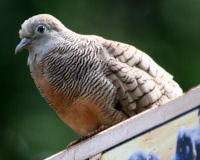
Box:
35;25;48;34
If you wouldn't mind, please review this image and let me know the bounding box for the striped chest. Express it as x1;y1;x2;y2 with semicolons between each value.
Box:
28;53;118;135
33;73;108;136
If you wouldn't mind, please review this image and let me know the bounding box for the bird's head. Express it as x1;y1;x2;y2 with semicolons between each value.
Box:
15;14;67;54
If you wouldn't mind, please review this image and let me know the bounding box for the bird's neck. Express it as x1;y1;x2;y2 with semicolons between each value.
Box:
27;51;45;77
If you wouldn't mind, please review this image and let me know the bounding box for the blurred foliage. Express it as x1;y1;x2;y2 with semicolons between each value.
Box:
0;0;200;159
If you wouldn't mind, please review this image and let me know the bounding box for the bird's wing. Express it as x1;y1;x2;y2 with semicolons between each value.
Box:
95;37;183;115
105;57;166;116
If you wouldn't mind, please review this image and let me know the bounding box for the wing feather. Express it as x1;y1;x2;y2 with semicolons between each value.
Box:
95;37;183;115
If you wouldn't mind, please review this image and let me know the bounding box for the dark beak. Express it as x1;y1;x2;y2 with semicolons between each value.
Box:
15;38;33;54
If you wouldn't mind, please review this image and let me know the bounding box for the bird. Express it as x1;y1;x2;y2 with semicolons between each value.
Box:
15;14;183;137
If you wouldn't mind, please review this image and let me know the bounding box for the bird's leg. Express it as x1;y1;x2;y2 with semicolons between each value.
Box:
67;125;108;149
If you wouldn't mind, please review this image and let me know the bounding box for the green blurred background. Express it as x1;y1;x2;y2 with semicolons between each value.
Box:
1;0;200;159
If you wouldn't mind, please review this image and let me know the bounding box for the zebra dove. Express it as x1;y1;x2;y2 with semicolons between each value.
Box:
15;14;183;136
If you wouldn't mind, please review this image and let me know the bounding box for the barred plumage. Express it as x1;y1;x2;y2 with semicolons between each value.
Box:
16;14;183;136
